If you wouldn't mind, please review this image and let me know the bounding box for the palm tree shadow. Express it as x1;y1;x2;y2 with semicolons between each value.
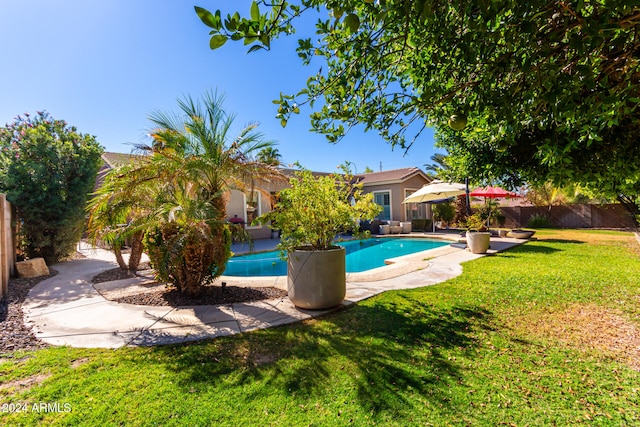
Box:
152;295;494;416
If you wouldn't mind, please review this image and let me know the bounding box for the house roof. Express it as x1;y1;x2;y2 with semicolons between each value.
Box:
101;152;140;169
359;167;430;185
280;167;334;178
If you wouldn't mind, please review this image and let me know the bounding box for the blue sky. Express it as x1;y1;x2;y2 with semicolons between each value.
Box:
0;0;438;173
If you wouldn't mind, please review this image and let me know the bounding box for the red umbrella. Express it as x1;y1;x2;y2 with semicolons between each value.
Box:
469;186;520;228
469;186;520;199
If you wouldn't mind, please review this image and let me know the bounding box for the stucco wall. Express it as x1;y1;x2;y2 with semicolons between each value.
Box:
226;178;290;240
362;175;431;222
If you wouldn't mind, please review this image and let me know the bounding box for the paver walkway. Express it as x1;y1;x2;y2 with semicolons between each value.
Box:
22;236;525;348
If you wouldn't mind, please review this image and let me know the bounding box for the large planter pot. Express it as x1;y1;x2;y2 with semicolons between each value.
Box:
287;246;346;310
466;231;491;254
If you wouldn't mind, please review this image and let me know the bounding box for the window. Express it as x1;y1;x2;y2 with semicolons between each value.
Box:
373;191;391;221
404;189;426;220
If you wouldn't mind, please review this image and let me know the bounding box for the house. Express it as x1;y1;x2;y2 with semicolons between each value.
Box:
359;167;433;223
225;177;289;240
98;153;432;239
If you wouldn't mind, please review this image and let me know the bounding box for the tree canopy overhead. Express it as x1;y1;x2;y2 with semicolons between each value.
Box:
195;1;640;207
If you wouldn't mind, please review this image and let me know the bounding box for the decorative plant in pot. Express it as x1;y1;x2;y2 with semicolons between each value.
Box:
255;166;381;309
465;212;491;254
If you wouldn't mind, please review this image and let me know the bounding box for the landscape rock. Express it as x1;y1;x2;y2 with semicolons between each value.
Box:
16;258;50;278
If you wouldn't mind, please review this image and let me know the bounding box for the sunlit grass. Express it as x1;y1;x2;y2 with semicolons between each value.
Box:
1;229;639;425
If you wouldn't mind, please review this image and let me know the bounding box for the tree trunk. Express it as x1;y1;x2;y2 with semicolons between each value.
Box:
453;194;468;226
617;194;639;229
113;245;128;270
127;232;144;271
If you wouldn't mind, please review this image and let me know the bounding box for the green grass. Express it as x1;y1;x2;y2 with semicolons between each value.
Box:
2;229;639;426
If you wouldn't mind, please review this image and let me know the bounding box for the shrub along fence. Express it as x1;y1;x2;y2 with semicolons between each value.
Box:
0;194;15;299
500;203;636;229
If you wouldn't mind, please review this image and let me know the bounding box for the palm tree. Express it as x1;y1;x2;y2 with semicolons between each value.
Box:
142;180;233;293
524;182;567;210
86;161;150;272
88;90;284;295
424;153;450;179
257;147;282;166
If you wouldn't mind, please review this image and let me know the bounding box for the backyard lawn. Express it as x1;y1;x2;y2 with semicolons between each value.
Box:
1;229;639;426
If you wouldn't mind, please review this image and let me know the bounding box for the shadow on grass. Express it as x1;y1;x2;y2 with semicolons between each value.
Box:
149;295;493;416
496;238;588;258
495;244;562;257
535;238;585;244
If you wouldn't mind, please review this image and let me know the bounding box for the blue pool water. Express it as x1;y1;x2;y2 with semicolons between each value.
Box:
224;238;448;276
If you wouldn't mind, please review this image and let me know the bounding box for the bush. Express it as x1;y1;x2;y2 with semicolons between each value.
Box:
144;222;232;296
256;167;381;253
433;202;456;226
527;213;552;228
0;112;103;263
465;212;489;231
493;209;506;227
472;201;506;227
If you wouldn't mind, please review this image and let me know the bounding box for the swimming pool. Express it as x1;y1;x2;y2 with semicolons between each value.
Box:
224;238;449;276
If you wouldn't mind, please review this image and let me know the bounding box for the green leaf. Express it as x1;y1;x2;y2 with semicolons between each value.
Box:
225;15;237;31
260;33;271;49
209;34;228;50
250;1;260;21
194;6;220;30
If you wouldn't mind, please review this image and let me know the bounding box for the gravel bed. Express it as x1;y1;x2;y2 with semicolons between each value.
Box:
0;272;56;353
91;262;151;284
112;285;288;307
94;265;288;307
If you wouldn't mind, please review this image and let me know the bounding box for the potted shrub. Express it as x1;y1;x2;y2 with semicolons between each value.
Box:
465;212;491;254
256;166;381;309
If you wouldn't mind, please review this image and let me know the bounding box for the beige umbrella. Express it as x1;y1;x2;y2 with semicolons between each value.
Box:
402;180;466;204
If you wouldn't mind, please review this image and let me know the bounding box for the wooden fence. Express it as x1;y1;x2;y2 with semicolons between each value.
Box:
0;194;14;299
500;203;636;229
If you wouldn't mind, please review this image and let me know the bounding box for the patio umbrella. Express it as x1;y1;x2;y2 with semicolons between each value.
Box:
469;186;520;199
402;180;466;204
469;186;521;228
403;180;466;232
